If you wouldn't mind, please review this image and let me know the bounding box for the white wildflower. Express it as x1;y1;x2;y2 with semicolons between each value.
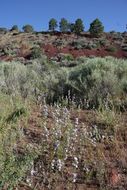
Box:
73;173;77;183
75;118;79;125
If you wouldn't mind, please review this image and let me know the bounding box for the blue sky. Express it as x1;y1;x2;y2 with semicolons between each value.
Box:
0;0;127;32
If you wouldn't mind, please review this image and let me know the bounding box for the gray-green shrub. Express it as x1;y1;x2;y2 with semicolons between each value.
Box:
67;57;127;109
0;57;127;109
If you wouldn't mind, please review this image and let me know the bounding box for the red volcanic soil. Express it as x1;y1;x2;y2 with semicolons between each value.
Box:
43;44;58;57
43;44;127;59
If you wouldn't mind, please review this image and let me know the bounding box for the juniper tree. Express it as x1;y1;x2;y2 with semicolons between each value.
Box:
10;25;19;32
22;25;34;33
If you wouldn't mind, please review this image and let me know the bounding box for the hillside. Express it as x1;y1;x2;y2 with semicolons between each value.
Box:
0;27;127;190
0;57;127;189
0;0;127;189
0;31;127;63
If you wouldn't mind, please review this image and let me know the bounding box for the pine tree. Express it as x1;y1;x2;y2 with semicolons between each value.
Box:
49;18;58;31
59;18;69;32
74;19;84;35
89;18;104;37
68;23;75;32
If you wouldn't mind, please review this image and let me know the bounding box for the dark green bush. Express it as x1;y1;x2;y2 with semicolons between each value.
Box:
106;46;117;52
99;39;107;46
71;40;97;50
30;47;42;59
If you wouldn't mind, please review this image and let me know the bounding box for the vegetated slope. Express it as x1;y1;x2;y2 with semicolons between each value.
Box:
0;57;127;189
0;31;127;63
